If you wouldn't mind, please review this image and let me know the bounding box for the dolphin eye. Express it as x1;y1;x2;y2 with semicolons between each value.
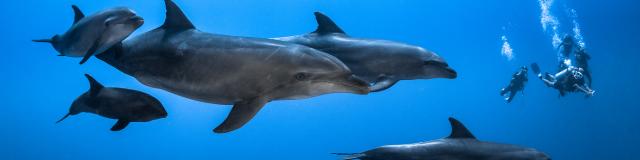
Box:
295;73;308;81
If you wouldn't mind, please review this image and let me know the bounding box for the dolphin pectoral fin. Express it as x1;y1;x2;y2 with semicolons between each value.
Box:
79;36;103;64
111;120;130;131
369;77;399;92
214;97;269;133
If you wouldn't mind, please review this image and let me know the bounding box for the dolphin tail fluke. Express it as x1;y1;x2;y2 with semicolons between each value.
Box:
331;153;365;160
56;113;71;123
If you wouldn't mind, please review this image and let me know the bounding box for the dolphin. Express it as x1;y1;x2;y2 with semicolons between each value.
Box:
333;117;551;160
33;5;144;64
57;74;168;131
95;0;370;133
273;12;457;92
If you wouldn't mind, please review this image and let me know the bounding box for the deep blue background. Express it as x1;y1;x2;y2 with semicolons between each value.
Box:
1;0;639;159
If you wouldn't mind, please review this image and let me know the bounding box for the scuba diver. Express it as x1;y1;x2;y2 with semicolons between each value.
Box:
532;63;595;97
557;35;576;69
574;46;592;87
500;66;528;103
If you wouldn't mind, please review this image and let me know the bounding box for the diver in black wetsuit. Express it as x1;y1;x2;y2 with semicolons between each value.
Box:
557;35;576;70
500;66;528;103
532;63;595;97
574;47;592;87
564;67;595;97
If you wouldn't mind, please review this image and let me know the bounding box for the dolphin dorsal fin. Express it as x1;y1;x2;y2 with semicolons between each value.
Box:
312;12;345;35
71;5;85;24
161;0;195;31
447;117;476;139
84;74;104;97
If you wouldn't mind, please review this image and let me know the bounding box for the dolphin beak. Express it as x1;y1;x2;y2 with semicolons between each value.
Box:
443;66;457;79
424;60;457;79
345;75;370;95
130;16;144;25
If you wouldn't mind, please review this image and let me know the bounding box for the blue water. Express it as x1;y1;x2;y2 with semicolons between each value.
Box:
2;0;639;159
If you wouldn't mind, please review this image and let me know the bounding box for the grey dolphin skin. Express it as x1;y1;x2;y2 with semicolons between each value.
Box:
57;74;167;131
33;5;144;64
334;117;550;160
273;12;457;92
96;0;370;133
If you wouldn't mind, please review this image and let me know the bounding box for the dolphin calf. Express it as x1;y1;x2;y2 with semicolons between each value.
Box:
33;5;144;64
334;117;551;160
273;12;457;92
96;0;369;133
57;74;167;131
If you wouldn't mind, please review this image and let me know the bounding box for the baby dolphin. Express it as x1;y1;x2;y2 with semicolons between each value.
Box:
57;74;167;131
33;5;144;64
95;0;369;133
333;117;551;160
273;12;457;92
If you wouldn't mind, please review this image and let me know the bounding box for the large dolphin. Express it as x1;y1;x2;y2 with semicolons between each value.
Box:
57;74;167;131
96;0;370;133
333;117;551;160
33;5;144;64
273;12;457;92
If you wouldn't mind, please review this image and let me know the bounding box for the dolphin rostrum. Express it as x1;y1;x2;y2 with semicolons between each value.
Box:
333;117;551;160
274;12;457;92
33;5;144;64
57;74;167;131
95;0;370;133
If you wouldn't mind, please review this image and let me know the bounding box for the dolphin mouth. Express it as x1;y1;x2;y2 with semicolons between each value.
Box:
443;67;457;79
338;75;370;95
159;110;168;118
424;60;457;79
129;16;145;25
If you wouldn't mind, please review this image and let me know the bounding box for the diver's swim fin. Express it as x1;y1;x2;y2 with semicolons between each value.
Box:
531;63;541;75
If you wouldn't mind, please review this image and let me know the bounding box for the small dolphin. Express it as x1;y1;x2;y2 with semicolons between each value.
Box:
33;5;144;64
273;12;457;92
333;117;551;160
57;74;167;131
95;0;369;133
